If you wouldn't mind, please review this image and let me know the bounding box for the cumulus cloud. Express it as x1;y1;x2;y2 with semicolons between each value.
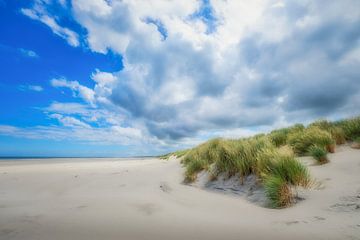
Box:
7;0;360;151
72;0;360;140
91;69;116;86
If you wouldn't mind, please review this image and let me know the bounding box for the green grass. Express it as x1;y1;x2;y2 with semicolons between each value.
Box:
308;119;333;130
351;137;360;149
213;138;270;179
309;145;328;164
184;158;206;183
335;117;360;140
269;124;304;147
254;146;279;177
309;120;346;144
181;138;226;181
270;155;310;187
269;129;288;147
329;126;346;145
160;116;360;208
173;149;190;158
287;127;334;155
264;175;293;208
159;149;190;160
213;140;247;178
181;136;310;207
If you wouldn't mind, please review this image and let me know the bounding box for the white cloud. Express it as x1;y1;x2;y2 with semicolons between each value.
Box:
76;0;359;142
50;78;95;104
21;5;79;47
44;102;127;126
45;102;88;114
5;0;360;152
50;113;91;128
91;69;116;86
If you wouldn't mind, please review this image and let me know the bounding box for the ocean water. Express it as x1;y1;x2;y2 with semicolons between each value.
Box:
0;156;157;165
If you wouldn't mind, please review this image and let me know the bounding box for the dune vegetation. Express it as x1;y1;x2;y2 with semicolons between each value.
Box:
159;149;190;160
351;137;360;149
162;116;360;208
308;145;328;164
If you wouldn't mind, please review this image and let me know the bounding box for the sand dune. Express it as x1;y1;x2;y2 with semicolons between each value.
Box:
0;146;360;240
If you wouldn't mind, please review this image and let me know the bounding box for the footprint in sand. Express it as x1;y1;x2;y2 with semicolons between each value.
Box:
329;194;360;212
135;203;159;216
285;220;299;225
160;182;172;193
1;228;17;237
329;202;360;212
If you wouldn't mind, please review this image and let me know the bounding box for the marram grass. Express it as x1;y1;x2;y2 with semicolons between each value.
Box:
269;124;304;147
309;120;346;144
182;137;310;207
159;149;190;160
270;156;310;187
161;115;360;208
336;117;360;140
287;127;334;155
184;158;206;183
309;145;328;164
264;175;293;208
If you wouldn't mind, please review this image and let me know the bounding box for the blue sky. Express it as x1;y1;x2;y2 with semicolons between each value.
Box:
0;0;359;157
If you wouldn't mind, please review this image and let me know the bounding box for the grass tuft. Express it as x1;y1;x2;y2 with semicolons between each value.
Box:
184;158;205;183
271;156;310;187
335;117;360;140
269;124;304;147
269;129;289;147
351;137;360;149
264;175;293;208
309;120;346;145
287;127;334;155
309;145;328;164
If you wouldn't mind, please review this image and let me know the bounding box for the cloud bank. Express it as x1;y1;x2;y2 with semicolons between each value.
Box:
13;0;360;151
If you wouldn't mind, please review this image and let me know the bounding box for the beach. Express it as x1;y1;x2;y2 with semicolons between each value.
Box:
0;146;360;240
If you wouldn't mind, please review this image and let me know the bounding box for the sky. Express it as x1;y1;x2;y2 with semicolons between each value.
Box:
0;0;359;157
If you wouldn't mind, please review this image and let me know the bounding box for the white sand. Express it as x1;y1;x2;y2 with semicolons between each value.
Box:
0;146;360;240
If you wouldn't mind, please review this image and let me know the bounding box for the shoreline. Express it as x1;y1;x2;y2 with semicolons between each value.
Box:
0;157;158;166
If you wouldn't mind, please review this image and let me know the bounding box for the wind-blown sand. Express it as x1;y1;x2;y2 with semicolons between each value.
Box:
0;146;360;240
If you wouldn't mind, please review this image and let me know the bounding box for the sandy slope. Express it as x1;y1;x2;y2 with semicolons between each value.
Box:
0;146;359;240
